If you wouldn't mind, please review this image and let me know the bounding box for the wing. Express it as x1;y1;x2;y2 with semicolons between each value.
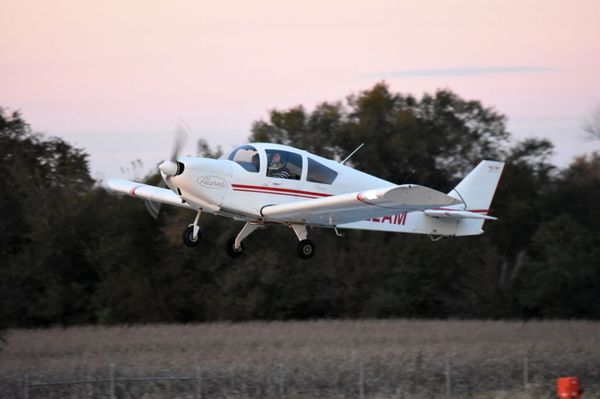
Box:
107;179;193;210
260;184;462;225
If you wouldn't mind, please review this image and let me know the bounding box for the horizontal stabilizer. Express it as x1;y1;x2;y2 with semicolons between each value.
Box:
107;179;192;210
424;209;497;220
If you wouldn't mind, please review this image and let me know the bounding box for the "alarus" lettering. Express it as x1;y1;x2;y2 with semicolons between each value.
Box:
197;175;227;189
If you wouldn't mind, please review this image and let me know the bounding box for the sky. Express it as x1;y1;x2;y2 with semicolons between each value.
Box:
2;0;600;180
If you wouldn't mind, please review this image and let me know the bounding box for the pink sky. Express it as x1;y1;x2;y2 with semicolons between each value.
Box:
2;0;600;179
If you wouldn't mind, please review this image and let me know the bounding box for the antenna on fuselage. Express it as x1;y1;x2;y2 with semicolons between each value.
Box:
340;142;365;165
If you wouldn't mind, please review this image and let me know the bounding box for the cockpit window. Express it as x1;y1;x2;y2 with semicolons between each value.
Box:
307;157;338;184
266;149;302;180
228;145;260;172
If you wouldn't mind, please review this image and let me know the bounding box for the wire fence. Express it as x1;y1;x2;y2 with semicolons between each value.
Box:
4;355;600;399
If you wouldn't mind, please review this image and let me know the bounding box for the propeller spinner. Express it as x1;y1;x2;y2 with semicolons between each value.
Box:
158;160;184;176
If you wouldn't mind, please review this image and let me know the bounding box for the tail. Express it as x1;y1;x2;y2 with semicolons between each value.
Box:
448;160;505;236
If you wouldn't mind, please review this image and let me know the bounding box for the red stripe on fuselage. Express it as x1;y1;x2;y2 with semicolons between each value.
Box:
233;188;318;199
231;184;331;198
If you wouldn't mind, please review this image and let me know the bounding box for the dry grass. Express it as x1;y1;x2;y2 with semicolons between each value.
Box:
1;320;600;398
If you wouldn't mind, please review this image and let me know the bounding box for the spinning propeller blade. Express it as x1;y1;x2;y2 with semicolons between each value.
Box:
170;121;190;162
145;121;191;219
145;197;162;219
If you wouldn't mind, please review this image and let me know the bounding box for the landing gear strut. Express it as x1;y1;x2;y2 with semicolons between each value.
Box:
291;224;315;260
219;221;317;259
182;210;202;247
225;222;261;258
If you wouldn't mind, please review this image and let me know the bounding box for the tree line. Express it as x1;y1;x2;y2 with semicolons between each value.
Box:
1;83;599;328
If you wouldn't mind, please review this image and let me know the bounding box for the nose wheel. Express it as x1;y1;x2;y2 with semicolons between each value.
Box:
182;210;202;247
182;225;201;247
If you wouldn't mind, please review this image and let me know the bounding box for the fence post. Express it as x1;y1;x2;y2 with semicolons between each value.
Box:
444;358;451;397
109;364;115;399
278;362;285;399
194;365;202;399
411;352;422;393
358;359;365;399
523;355;529;390
23;374;29;399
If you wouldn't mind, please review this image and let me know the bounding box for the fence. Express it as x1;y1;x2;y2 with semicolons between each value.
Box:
22;364;203;399
6;355;599;399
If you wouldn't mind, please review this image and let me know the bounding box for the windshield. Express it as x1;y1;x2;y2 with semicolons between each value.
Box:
228;145;260;172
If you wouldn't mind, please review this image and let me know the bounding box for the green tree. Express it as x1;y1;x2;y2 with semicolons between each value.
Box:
251;102;344;159
0;108;96;326
251;82;509;189
3;84;600;326
515;153;600;317
583;107;600;140
517;215;600;317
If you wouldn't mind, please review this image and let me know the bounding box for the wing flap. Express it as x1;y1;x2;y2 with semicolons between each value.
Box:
107;179;192;209
261;184;462;225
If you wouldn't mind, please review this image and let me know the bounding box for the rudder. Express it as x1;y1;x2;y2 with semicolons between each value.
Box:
448;160;504;235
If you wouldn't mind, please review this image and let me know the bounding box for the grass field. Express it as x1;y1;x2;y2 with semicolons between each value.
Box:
1;320;599;398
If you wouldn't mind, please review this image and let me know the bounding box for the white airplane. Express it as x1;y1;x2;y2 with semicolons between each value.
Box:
108;141;504;259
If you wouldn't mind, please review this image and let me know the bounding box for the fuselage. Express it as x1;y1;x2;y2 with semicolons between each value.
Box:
165;143;392;221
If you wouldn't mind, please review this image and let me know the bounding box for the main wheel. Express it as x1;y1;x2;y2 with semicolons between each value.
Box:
182;226;201;247
296;239;315;259
225;236;244;258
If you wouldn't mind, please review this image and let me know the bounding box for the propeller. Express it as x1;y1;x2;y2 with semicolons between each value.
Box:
144;121;190;219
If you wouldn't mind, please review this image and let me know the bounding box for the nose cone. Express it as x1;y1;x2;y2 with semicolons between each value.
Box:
159;160;179;176
175;157;233;209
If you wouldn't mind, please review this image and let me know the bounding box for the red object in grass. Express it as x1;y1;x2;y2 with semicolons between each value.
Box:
557;377;582;398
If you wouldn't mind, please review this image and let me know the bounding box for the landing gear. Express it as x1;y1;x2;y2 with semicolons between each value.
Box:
225;237;244;258
290;224;315;260
225;222;261;259
296;239;315;259
182;210;202;247
186;217;315;259
183;226;201;247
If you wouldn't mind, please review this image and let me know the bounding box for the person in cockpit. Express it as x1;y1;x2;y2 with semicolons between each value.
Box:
268;152;291;179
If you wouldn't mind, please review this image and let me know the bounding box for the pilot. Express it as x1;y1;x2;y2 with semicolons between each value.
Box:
251;154;260;172
268;152;291;179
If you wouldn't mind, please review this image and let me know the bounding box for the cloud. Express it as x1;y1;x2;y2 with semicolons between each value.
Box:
363;66;557;78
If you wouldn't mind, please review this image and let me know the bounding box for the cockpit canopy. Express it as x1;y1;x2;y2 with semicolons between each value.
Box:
228;145;260;172
227;144;338;184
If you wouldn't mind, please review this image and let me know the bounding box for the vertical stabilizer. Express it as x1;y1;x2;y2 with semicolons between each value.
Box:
448;160;504;235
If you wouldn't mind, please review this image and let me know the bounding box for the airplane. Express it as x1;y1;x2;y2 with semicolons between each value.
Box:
108;139;504;260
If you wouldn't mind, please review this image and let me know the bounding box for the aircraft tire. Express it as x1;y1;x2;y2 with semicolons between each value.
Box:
226;237;244;258
182;226;201;247
296;239;315;260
